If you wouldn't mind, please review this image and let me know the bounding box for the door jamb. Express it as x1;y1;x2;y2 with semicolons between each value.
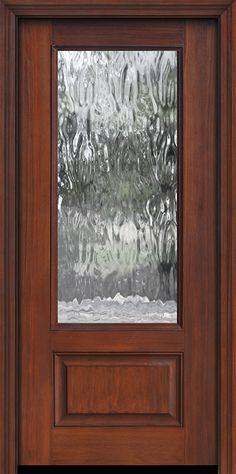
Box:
0;1;235;472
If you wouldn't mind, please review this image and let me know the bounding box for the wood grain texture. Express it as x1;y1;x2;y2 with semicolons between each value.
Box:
54;354;181;426
183;20;217;464
51;427;184;465
19;18;186;466
0;1;235;473
67;359;177;414
51;330;184;353
67;366;173;414
0;3;17;474
19;21;52;465
219;8;233;474
2;0;235;18
18;18;217;467
52;19;184;47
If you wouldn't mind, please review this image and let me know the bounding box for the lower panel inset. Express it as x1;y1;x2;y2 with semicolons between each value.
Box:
54;353;182;426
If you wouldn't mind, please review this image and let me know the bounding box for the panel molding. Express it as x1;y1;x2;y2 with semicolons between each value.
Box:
54;353;182;427
0;1;235;472
0;3;17;474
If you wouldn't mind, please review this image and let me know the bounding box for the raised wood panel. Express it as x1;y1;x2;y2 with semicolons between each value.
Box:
67;365;171;413
17;17;218;468
55;354;182;426
1;1;235;470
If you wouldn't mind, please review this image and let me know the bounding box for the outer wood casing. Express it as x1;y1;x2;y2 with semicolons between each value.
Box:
0;1;235;473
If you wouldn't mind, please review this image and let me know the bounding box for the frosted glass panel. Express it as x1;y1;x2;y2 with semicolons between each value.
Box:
57;50;177;323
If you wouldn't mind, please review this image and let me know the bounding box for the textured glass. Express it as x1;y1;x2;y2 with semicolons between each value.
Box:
57;50;177;323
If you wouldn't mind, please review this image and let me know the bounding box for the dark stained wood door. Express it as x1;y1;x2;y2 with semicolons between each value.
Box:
18;18;217;466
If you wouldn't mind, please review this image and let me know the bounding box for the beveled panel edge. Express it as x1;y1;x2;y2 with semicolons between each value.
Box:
1;2;235;472
54;352;183;427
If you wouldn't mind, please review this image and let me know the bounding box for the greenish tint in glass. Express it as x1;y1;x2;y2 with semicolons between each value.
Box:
57;50;177;323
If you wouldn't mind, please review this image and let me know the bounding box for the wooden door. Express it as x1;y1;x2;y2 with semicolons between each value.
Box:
19;18;217;467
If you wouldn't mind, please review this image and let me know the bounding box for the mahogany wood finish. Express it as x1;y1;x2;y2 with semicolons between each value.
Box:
54;354;181;426
1;0;235;17
19;20;52;466
19;17;216;467
0;1;235;473
183;20;217;464
51;427;184;466
19;19;187;466
50;19;184;332
51;330;184;352
232;5;236;471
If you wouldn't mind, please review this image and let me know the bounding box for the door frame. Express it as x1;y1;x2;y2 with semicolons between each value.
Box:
0;1;235;473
